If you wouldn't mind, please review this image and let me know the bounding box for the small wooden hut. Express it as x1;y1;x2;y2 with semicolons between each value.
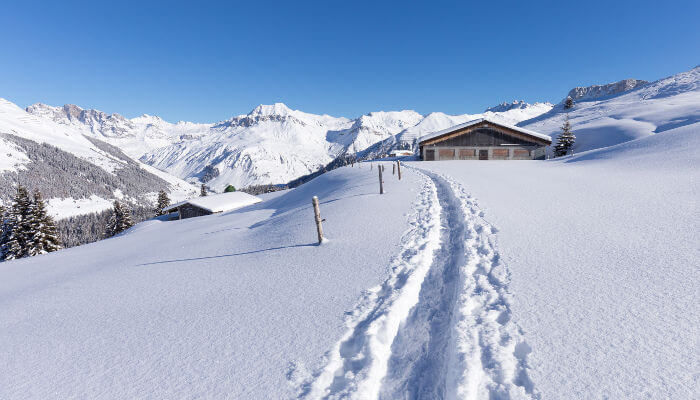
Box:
419;118;551;160
162;191;262;220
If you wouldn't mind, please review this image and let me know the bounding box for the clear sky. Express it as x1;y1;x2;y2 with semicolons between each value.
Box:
1;0;698;122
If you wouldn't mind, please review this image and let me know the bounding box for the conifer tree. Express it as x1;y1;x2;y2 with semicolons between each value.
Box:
224;185;236;193
155;190;171;216
564;96;575;109
29;190;61;255
200;184;207;196
105;200;134;238
554;114;576;157
0;205;8;260
3;185;33;260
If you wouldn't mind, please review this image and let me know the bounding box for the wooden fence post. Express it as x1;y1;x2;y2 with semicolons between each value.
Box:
397;160;402;180
312;196;324;244
392;163;395;175
378;165;384;194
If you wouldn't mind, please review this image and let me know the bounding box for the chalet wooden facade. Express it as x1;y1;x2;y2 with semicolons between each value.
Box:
162;191;262;220
419;118;552;161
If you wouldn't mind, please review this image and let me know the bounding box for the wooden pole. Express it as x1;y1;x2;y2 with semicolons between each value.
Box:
397;160;402;180
392;163;395;175
378;165;384;194
312;196;323;244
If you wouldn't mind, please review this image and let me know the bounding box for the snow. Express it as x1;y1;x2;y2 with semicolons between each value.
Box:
0;115;697;398
396;103;553;146
411;123;699;398
0;97;198;211
0;98;122;173
0;163;426;399
164;191;262;213
46;195;114;219
419;117;553;144
25;101;551;192
3;66;697;399
520;66;700;154
0;135;29;173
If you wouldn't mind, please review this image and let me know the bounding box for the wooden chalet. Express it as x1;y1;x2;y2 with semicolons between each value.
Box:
162;191;262;220
418;118;552;161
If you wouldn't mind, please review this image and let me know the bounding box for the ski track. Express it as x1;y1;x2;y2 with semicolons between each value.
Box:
298;168;538;400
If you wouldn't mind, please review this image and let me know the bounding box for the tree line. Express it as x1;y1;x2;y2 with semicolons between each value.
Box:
0;187;176;262
0;185;61;260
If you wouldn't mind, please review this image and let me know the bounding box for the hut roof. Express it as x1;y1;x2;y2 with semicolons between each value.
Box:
419;118;552;145
163;191;262;214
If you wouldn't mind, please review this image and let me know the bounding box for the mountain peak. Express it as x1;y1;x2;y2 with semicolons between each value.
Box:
248;103;293;116
484;100;530;113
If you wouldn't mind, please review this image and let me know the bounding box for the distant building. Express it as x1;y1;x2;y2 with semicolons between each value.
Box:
162;191;262;220
419;118;551;160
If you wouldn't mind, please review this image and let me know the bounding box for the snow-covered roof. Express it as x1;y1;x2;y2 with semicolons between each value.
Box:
419;118;552;144
163;191;262;214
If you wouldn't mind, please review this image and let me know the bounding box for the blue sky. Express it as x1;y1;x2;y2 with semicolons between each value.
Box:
1;0;698;122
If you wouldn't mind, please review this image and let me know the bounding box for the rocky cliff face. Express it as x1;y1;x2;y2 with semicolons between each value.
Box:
563;79;648;103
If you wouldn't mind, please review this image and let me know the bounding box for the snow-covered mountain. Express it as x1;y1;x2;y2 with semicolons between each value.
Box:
519;66;699;153
0;98;197;219
16;65;698;198
25;101;552;191
561;78;648;104
25;103;211;158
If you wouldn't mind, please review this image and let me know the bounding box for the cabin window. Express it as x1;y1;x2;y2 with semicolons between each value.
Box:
425;149;435;161
438;149;455;160
513;149;530;157
492;148;509;158
459;149;475;159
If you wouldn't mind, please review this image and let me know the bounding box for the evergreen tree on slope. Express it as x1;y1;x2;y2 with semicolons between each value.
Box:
155;190;171;216
29;190;61;256
105;200;134;238
3;185;34;260
554;114;576;157
0;205;8;260
200;184;208;197
564;96;575;109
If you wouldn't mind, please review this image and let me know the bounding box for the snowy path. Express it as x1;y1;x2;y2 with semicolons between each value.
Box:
299;168;537;399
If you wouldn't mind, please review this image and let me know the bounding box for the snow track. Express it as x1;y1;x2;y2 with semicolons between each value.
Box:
299;169;538;400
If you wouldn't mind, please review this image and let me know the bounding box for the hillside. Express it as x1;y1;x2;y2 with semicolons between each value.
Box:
519;66;699;153
0;98;197;220
0;120;696;398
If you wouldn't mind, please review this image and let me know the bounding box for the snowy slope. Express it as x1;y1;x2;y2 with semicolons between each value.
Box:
412;124;699;399
0;98;197;218
519;66;700;153
1;122;696;398
0;163;428;399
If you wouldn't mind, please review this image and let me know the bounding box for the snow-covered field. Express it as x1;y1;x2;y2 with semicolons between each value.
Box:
0;163;427;399
414;124;699;399
1;117;697;398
